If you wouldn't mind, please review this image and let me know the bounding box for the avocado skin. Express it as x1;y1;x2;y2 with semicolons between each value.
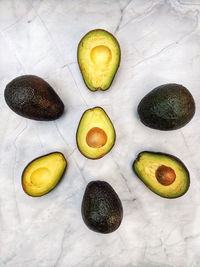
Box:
22;152;67;197
133;151;190;199
81;181;123;233
138;83;195;130
77;29;121;91
4;75;64;121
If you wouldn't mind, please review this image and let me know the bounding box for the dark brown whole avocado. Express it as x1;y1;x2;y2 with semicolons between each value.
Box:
137;83;195;130
4;75;64;121
81;181;123;233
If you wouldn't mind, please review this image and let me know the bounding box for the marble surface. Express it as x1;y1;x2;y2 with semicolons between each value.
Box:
0;0;200;266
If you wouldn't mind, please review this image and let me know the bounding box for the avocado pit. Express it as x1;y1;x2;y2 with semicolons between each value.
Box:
155;165;176;186
86;127;107;148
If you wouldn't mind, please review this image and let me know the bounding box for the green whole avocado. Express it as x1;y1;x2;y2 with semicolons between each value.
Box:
137;83;195;130
81;181;123;233
133;151;190;198
4;75;64;121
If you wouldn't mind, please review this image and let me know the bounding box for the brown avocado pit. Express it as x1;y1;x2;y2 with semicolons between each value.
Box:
155;165;176;186
86;127;107;148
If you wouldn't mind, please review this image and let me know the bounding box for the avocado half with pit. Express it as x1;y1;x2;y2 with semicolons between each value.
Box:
133;151;190;198
76;107;116;159
22;152;67;197
77;29;121;91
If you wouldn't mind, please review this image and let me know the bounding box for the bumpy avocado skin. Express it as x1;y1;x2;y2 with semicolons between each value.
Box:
138;83;195;130
133;151;190;199
4;75;64;121
81;181;123;233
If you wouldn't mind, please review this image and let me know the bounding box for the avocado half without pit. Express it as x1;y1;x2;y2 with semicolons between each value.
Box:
82;181;123;233
22;152;67;197
76;107;116;159
78;29;121;91
137;83;195;130
133;151;190;198
4;75;64;121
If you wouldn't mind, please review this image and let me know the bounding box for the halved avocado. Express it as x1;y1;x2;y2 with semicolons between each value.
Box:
133;151;190;198
78;29;121;91
76;107;116;159
22;152;67;197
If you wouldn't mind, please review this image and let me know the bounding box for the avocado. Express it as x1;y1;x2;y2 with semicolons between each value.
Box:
76;107;116;159
77;29;120;91
22;152;67;197
137;83;195;130
81;181;123;233
133;151;190;198
4;75;64;120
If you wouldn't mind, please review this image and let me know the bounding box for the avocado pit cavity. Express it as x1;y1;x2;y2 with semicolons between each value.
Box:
30;167;51;187
90;45;112;66
156;165;176;186
86;127;107;148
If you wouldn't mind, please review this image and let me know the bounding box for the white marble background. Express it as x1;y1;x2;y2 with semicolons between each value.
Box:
0;0;200;266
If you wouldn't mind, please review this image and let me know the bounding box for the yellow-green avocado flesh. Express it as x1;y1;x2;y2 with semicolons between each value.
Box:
22;152;67;197
78;29;120;91
133;151;190;198
76;107;116;159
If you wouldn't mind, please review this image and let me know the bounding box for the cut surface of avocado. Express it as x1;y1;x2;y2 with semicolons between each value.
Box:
78;29;120;91
82;181;123;233
22;152;67;197
76;107;115;159
133;151;190;198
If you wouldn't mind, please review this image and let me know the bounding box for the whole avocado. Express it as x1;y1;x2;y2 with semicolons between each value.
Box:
81;181;123;234
137;83;195;130
4;75;64;121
